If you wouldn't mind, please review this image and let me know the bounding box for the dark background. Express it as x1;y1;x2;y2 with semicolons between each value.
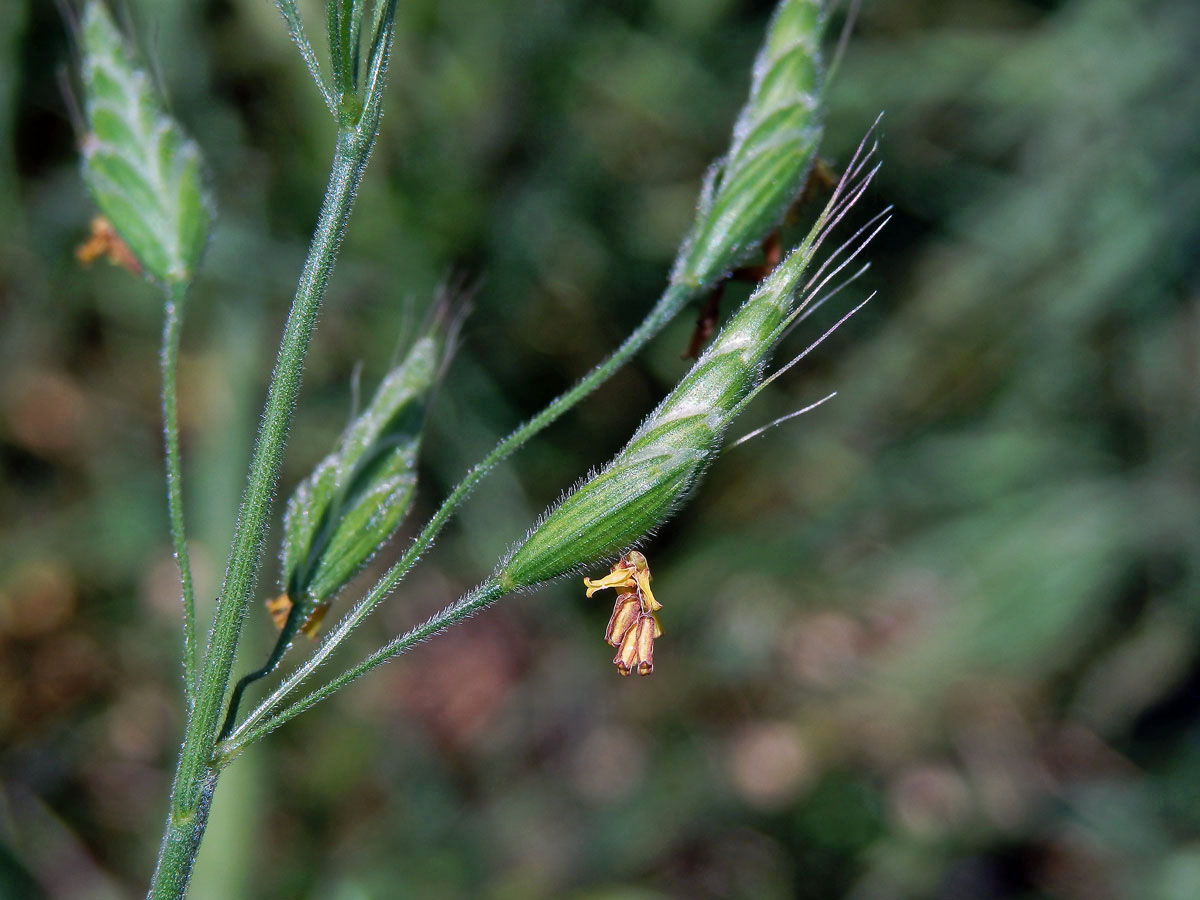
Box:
2;0;1199;897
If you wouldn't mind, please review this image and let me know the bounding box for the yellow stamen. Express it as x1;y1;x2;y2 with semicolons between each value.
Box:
605;592;641;647
265;593;328;639
266;593;293;630
76;215;142;276
587;552;663;676
633;616;656;675
298;602;329;639
615;625;640;676
634;569;659;613
583;564;636;597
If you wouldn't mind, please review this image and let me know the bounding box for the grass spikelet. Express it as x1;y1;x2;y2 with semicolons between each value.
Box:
673;0;828;291
500;128;883;590
78;0;213;285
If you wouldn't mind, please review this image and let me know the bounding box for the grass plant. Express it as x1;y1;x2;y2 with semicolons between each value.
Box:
71;2;877;895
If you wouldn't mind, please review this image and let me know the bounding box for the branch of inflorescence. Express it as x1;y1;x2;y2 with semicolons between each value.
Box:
218;122;889;759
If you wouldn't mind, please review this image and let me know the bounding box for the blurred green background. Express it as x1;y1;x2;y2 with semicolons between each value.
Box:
2;0;1199;897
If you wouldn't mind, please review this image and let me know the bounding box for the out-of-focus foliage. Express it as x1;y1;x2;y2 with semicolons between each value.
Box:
1;0;1197;898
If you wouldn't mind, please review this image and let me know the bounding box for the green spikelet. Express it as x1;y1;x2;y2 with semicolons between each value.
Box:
79;1;213;285
504;0;841;588
278;321;449;631
673;0;827;291
220;308;455;740
500;138;880;591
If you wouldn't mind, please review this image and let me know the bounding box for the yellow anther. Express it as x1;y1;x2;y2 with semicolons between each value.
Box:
265;593;328;640
586;551;663;676
605;592;641;647
76;215;142;276
298;602;329;639
583;565;636;598
634;569;659;612
266;593;293;630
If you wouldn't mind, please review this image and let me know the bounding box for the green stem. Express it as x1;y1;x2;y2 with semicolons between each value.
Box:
162;281;198;708
146;770;216;900
147;124;377;900
219;579;506;761
276;0;337;116
222;280;696;747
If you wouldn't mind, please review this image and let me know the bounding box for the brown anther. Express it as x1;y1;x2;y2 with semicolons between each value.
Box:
266;593;293;630
76;215;142;276
614;614;658;676
604;592;641;647
298;602;329;638
586;551;662;676
265;593;328;639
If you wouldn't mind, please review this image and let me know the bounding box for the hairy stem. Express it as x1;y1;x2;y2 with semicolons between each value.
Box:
218;579;506;760
147;124;376;900
162;281;198;709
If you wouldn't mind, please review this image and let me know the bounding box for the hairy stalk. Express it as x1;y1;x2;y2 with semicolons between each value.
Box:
147;124;377;900
221;280;694;746
276;0;337;115
162;280;198;708
219;579;506;759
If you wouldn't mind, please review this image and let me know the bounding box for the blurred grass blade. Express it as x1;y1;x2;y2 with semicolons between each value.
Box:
673;0;827;290
79;1;213;285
